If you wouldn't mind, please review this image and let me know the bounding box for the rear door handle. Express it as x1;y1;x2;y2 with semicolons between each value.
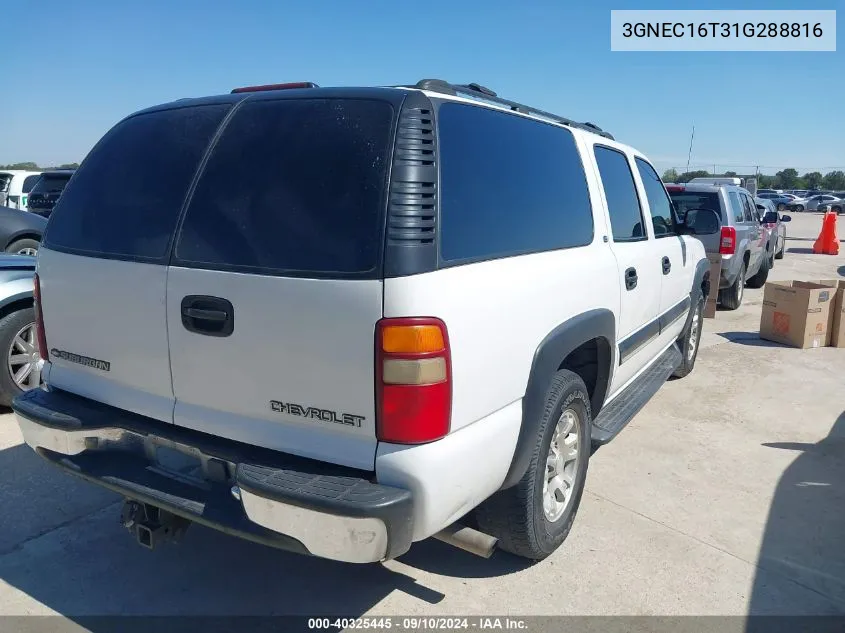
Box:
181;295;234;337
662;256;671;275
183;307;228;322
624;267;638;291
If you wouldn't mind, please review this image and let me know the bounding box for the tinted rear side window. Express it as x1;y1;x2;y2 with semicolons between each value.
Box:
438;103;593;262
45;104;230;260
175;98;394;276
22;175;41;193
593;146;645;242
728;192;745;223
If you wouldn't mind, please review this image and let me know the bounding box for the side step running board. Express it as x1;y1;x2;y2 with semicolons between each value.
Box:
590;344;682;445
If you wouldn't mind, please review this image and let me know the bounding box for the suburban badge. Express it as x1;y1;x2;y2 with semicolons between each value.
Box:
50;349;111;372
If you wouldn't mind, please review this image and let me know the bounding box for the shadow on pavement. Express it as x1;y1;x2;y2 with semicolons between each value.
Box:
0;437;527;619
786;247;817;254
746;411;845;624
716;332;784;348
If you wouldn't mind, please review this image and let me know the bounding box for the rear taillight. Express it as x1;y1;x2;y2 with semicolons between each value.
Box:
376;317;451;444
33;273;48;361
719;226;737;255
764;222;777;229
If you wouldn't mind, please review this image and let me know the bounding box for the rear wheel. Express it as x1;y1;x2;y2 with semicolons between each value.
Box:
673;294;704;379
475;369;591;560
795;205;804;212
775;236;785;259
833;205;843;215
719;262;746;310
747;254;770;289
777;203;785;211
0;307;42;407
4;238;39;257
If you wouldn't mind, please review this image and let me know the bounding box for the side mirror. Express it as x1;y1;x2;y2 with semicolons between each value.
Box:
781;215;792;222
684;208;721;235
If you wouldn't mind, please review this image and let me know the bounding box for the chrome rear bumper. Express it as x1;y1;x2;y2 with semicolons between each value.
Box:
14;389;413;563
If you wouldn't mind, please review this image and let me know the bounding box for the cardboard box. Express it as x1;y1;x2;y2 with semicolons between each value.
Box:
811;280;845;347
704;254;721;319
759;281;833;349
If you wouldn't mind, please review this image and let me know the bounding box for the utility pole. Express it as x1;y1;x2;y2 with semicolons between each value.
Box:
685;125;695;174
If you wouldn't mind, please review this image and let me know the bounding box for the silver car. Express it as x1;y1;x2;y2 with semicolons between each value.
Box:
818;194;845;214
667;183;769;310
0;255;40;406
755;198;791;261
787;193;843;212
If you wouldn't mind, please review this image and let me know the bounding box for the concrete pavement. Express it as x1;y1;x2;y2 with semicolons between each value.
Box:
1;212;843;617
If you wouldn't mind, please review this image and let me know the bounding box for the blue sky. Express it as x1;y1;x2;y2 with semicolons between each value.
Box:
5;0;843;175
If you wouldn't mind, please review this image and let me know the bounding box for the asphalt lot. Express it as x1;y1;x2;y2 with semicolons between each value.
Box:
1;212;844;618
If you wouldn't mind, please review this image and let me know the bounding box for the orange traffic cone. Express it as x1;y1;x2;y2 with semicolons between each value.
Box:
813;211;840;255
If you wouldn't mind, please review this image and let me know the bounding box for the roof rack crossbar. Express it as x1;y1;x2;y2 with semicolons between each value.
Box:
410;79;614;140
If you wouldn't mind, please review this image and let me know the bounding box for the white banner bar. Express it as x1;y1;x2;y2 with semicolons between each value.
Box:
611;10;836;52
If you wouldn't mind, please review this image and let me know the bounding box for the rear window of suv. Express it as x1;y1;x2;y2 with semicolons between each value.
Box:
668;191;723;222
175;98;394;276
44;104;231;260
31;173;72;194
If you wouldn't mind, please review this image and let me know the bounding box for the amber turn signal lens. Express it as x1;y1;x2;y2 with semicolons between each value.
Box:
381;325;445;353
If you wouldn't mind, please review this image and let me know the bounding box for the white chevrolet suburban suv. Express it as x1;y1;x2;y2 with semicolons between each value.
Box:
14;79;719;562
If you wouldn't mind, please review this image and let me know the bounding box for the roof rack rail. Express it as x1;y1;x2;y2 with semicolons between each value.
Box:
410;79;614;140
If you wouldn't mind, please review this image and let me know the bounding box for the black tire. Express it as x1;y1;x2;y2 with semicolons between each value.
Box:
673;294;704;379
833;205;843;215
776;203;785;211
795;205;804;212
4;238;39;256
746;254;770;289
0;307;39;407
718;261;746;310
775;236;785;259
475;370;591;560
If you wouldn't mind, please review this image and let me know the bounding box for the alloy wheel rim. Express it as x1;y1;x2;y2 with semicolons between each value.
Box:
8;323;43;390
688;306;701;361
543;408;580;522
17;247;37;256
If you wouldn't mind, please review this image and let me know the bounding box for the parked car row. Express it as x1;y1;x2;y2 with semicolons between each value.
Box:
0;169;73;215
756;191;799;210
0;171;71;408
756;189;845;213
0;170;41;210
785;193;844;213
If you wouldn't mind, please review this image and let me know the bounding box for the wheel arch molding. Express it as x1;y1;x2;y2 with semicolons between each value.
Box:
500;309;615;490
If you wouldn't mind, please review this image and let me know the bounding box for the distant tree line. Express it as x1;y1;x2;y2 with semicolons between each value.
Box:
0;161;80;170
662;167;845;191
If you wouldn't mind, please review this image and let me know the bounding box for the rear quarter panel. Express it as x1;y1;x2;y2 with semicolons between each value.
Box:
383;245;619;435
